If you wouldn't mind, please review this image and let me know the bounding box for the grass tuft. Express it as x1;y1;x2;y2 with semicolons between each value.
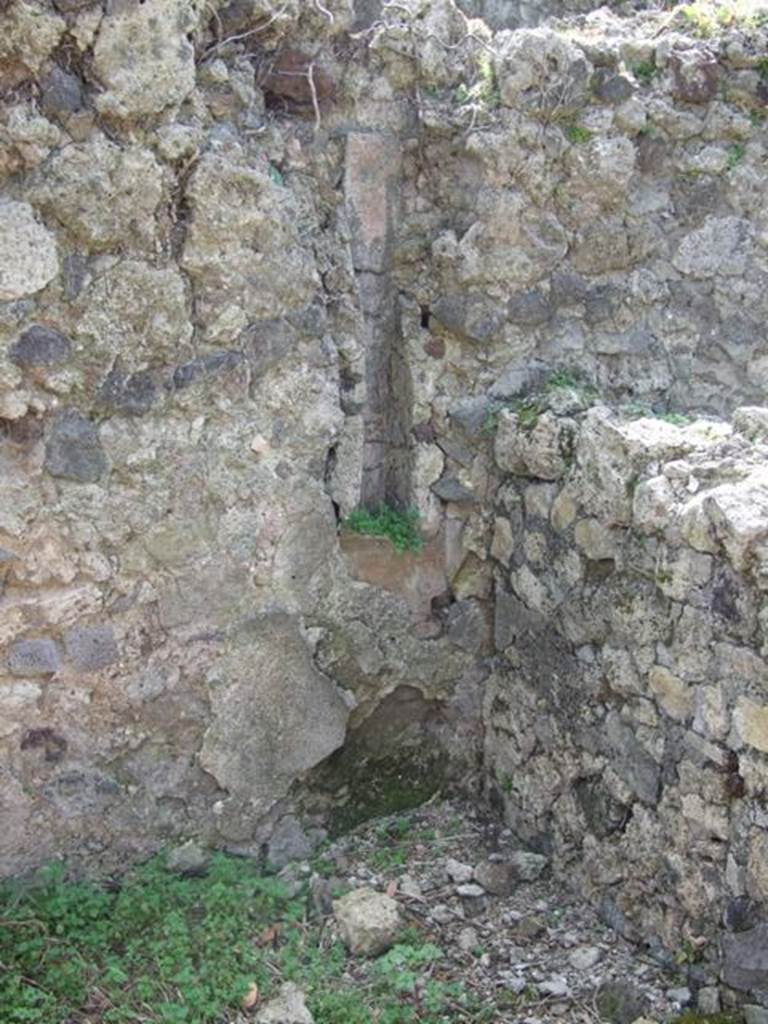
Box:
343;505;424;553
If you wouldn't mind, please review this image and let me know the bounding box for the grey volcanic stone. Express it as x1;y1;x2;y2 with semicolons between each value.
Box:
722;923;768;990
432;294;503;343
448;397;493;439
44;410;107;483
593;70;635;103
98;369;156;417
8;638;60;676
64;624;118;672
171;349;245;390
166;840;210;877
550;271;587;306
507;289;552;325
595;980;649;1024
724;895;763;933
40;66;84;117
432;477;476;504
9;326;71;368
267;815;314;869
445;600;489;653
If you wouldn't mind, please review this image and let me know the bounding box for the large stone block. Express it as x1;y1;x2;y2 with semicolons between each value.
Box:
199;613;349;822
30;135;163;252
721;923;768;990
182;149;318;339
93;0;197;119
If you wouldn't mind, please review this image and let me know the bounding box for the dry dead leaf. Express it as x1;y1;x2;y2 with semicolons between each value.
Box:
256;922;283;947
242;981;259;1009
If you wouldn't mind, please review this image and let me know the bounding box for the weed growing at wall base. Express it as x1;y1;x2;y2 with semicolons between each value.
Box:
0;853;494;1024
0;855;296;1024
343;504;424;553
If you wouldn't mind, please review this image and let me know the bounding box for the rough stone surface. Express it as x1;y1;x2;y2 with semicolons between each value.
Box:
0;201;58;300
9;326;71;368
255;983;314;1024
2;6;768;1005
44;411;107;484
199;614;349;821
64;625;118;673
93;0;197;120
267;815;315;869
7;639;60;677
30;136;163;252
166;840;210;877
333;888;402;956
722;925;768;991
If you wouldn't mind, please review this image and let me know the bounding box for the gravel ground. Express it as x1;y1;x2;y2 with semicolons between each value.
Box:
279;799;701;1024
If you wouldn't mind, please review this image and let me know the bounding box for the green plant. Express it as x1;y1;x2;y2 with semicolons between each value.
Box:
680;2;717;36
455;52;500;111
369;846;408;872
565;122;592;144
632;60;657;85
0;855;302;1024
727;143;746;169
546;369;599;403
679;0;766;36
659;411;692;426
674;936;706;966
343;505;424;553
2;845;512;1024
482;404;502;434
514;398;544;431
268;164;284;186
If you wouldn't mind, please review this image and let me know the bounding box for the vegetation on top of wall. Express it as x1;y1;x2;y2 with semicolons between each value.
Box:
482;370;599;434
564;121;593;144
342;505;424;553
454;52;501;113
677;0;768;36
631;59;658;85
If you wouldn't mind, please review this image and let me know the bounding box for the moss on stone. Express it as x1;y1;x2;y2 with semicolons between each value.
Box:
324;752;446;837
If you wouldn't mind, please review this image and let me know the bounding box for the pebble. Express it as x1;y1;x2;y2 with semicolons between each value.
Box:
430;903;455;925
666;986;691;1005
539;976;570;997
445;858;474;884
457;926;479;952
398;873;423;898
509;914;547;941
456;883;486;899
697;986;721;1014
568;945;602;970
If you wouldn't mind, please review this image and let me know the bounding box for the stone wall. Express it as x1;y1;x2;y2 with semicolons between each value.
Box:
484;398;768;995
2;0;768;995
